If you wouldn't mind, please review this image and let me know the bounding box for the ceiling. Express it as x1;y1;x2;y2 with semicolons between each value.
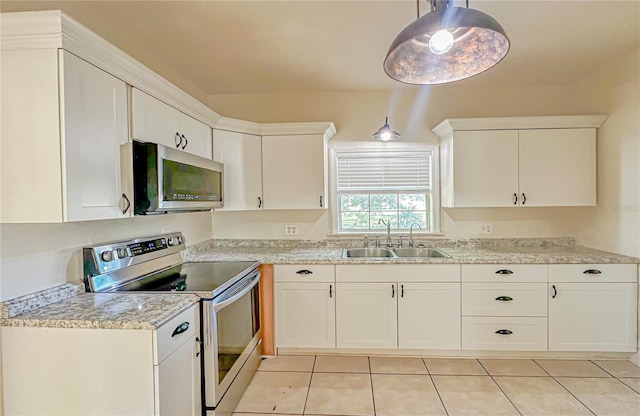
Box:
1;1;639;95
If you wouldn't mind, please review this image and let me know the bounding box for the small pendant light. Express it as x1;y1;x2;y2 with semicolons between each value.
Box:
384;0;509;85
372;117;401;141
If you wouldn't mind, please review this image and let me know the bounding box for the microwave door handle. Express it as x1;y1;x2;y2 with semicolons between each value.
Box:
213;272;261;312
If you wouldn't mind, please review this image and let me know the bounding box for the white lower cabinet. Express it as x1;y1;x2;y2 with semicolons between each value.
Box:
274;265;336;348
398;283;461;349
337;282;398;349
549;264;637;352
335;265;461;350
2;304;201;415
461;264;548;351
276;282;335;348
462;317;548;351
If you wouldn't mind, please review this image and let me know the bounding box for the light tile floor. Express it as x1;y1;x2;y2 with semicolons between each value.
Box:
234;356;640;416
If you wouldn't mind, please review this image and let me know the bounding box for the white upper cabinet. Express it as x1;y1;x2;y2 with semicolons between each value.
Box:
212;129;263;210
1;48;131;222
262;134;328;210
131;88;212;159
518;128;596;206
434;116;606;208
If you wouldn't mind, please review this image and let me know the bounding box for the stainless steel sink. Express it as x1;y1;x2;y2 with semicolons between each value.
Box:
392;247;450;258
342;248;398;258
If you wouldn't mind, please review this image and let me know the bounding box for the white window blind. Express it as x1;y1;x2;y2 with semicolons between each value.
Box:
336;151;432;192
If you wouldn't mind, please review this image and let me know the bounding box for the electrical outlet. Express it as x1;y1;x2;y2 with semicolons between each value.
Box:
284;224;299;236
480;223;493;234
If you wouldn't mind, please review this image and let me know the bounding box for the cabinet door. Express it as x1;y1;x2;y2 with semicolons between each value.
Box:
131;88;212;159
131;88;180;147
157;335;201;416
398;283;460;349
450;130;519;207
60;51;131;221
262;135;327;210
519;128;596;206
275;282;335;348
177;112;213;159
336;283;397;349
213;130;263;210
549;283;637;351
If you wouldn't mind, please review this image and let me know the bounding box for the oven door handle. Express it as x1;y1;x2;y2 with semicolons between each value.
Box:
213;272;261;312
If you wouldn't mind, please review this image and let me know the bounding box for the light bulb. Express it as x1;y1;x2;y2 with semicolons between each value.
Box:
429;29;454;55
381;131;391;141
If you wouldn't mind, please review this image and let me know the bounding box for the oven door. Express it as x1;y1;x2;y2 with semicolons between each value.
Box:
204;270;261;408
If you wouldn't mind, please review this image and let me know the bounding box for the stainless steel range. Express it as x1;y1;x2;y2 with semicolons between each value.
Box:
83;232;262;415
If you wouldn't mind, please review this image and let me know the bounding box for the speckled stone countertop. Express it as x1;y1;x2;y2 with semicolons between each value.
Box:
184;238;640;265
2;293;199;330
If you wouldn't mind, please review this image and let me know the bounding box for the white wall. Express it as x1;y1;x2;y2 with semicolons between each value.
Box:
568;48;640;258
0;212;212;301
208;83;608;241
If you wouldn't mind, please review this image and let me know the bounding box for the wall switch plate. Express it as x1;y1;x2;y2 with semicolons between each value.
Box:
480;223;493;234
284;224;299;236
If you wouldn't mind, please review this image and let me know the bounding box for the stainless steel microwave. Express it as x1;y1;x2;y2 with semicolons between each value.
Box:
127;141;224;214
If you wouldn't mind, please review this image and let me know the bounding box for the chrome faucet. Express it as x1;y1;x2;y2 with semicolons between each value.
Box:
409;223;422;247
378;218;392;247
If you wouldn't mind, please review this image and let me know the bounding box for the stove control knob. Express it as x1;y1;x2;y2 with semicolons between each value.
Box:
168;237;181;246
116;248;128;259
100;251;115;262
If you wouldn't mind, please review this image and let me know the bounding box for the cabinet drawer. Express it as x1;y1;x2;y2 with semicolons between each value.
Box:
462;317;547;351
154;304;199;364
336;264;460;283
462;264;547;282
462;283;547;316
275;265;335;283
549;264;637;283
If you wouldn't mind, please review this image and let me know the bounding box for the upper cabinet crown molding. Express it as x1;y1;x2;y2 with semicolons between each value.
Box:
433;115;608;137
215;117;337;139
1;10;221;129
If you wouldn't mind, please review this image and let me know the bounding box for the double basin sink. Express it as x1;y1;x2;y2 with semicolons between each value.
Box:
342;247;450;259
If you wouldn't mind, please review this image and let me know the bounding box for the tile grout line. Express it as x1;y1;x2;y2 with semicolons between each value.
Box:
476;359;523;416
368;356;377;416
590;359;640;396
422;357;450;416
301;355;317;416
533;360;597;416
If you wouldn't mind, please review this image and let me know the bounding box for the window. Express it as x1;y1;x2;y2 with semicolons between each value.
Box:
333;148;438;233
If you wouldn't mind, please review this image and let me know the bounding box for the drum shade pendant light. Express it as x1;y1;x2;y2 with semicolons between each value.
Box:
372;116;401;141
384;0;509;85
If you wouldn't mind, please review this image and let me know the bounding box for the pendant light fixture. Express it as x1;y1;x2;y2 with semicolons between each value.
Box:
384;0;509;85
372;116;401;141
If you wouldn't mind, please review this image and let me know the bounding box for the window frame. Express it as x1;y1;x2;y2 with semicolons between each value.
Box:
329;144;441;235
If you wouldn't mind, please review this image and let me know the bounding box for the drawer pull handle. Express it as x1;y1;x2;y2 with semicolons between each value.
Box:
495;329;513;335
495;269;514;275
583;269;602;275
552;284;557;299
172;322;190;337
296;270;313;275
495;296;513;302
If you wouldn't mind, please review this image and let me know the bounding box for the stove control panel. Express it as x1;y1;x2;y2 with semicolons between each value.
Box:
83;232;185;292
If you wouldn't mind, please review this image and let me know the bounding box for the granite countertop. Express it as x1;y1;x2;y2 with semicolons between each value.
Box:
2;292;199;330
184;244;640;265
